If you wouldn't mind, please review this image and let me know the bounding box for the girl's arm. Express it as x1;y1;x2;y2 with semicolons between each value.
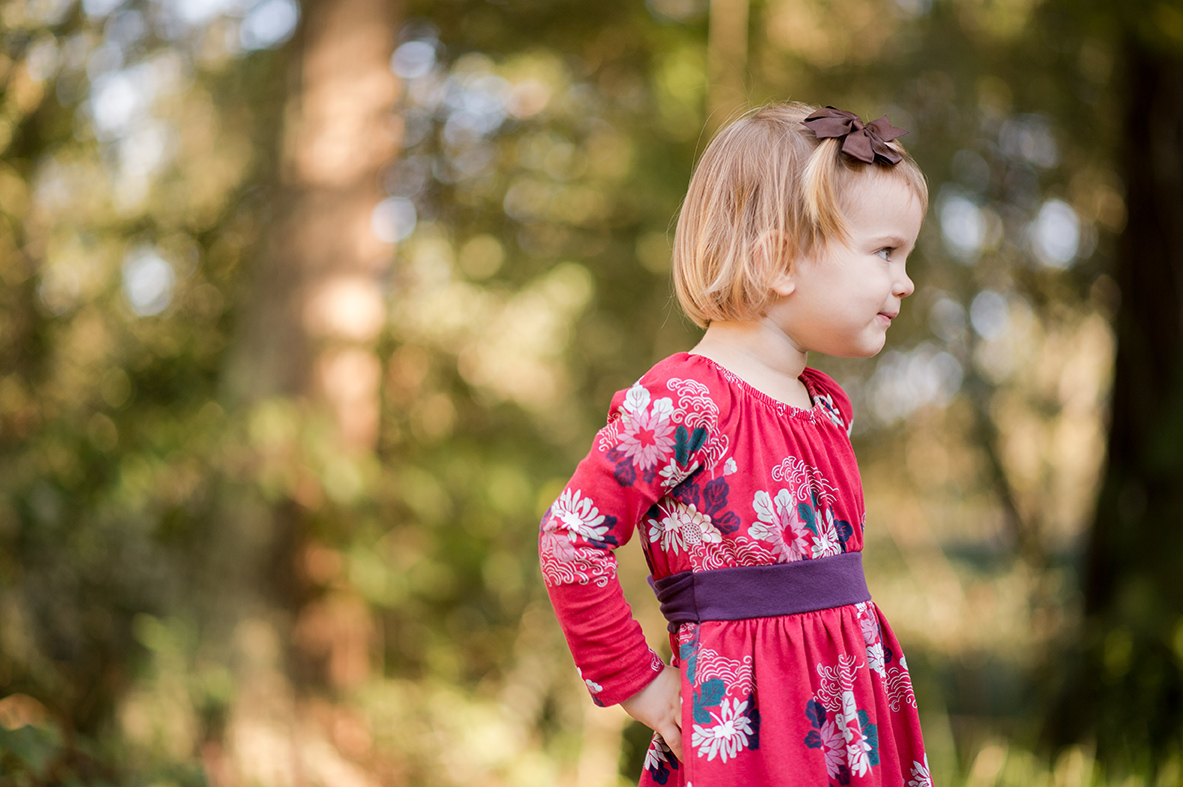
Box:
541;364;727;712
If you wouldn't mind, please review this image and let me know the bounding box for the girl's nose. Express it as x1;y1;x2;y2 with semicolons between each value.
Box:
894;271;915;298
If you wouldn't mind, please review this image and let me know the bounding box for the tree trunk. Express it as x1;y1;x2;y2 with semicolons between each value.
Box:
1046;36;1183;770
208;1;399;781
230;0;398;433
218;0;399;711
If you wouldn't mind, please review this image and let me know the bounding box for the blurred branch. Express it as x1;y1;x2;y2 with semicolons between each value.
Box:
966;370;1048;573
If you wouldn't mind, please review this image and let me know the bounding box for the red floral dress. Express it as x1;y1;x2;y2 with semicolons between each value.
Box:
540;353;931;786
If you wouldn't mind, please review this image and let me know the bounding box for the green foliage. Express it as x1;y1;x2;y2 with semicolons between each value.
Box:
0;725;66;784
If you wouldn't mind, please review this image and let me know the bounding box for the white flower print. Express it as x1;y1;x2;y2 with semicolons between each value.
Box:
841;689;873;777
909;755;933;787
659;458;699;489
865;642;886;675
648;500;713;554
577;668;602;695
550;488;609;542
857;604;879;642
723;457;737;475
880;642;917;712
616;394;676;470
810;507;843;558
819;717;847;778
811;521;840;558
855;603;887;677
807;657;883;782
623;382;651;415
644;734;674;771
691;697;753;762
846;723;873;777
540;491;620;587
698;516;723;544
750;488;809;562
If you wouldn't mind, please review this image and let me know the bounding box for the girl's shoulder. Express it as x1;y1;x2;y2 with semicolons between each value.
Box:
604;354;854;434
605;352;736;420
800;366;855;435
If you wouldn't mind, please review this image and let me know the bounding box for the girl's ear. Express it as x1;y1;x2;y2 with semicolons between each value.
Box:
770;267;796;298
761;231;796;298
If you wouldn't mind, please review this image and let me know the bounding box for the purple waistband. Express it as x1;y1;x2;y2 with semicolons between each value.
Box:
648;552;870;631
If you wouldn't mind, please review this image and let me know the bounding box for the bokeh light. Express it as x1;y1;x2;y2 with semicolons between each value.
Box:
122;247;176;317
1029;199;1081;269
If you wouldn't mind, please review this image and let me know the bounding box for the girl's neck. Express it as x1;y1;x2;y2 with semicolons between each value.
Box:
688;318;813;409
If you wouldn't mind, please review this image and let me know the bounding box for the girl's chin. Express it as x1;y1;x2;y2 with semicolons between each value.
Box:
830;337;887;359
820;347;884;360
803;330;887;359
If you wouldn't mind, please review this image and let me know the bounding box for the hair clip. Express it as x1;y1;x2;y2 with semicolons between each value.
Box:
802;107;909;165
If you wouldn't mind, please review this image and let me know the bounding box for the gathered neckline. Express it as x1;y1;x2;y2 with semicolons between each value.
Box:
677;352;825;417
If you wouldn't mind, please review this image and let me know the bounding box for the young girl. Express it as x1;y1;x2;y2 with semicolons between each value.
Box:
539;102;931;786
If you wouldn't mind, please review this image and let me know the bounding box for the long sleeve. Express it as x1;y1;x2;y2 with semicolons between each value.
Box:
540;363;728;706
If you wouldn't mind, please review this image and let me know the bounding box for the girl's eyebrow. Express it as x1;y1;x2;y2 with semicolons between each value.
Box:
869;234;911;248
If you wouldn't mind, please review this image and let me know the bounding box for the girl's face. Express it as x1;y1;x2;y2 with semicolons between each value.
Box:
766;173;923;358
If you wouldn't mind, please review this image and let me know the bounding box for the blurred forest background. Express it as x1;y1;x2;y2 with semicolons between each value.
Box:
1;0;1182;784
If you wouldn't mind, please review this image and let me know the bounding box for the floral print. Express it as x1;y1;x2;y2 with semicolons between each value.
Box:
601;378;718;488
551;488;610;543
748;485;853;564
855;602;889;677
617;385;677;470
804;657;881;784
909;755;933;787
677;626;761;767
647;500;722;555
659;458;700;490
692;697;755;762
539;488;620;588
578;667;603;695
814;390;848;432
812;507;847;558
541;354;927;784
750;488;811;561
643;735;680;785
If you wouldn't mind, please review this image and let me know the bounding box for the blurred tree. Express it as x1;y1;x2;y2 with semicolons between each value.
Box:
1046;18;1183;773
224;0;398;691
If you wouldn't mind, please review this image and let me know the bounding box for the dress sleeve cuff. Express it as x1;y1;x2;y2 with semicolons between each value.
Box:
584;648;666;707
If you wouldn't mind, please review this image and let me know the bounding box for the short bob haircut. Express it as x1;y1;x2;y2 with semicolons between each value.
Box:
672;101;928;328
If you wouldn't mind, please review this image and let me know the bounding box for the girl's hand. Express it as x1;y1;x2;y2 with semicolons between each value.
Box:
620;664;683;761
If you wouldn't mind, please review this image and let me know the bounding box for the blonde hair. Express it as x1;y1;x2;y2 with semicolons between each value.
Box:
672;102;928;327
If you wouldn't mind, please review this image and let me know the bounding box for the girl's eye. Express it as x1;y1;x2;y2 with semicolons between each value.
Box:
876;248;893;261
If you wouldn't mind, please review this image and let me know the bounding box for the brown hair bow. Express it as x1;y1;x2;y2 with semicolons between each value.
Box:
802;107;909;165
